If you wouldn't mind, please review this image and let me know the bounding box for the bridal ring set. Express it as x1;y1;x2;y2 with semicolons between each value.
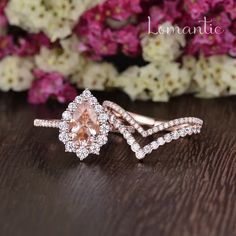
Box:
34;89;203;161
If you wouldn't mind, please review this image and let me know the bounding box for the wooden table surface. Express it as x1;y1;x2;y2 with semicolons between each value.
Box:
0;91;236;236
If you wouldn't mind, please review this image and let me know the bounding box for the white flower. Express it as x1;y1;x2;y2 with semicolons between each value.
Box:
6;0;104;41
113;66;148;100
141;22;186;64
162;62;190;96
114;62;190;102
183;55;236;98
220;57;236;95
36;36;86;77
0;56;34;92
77;62;118;90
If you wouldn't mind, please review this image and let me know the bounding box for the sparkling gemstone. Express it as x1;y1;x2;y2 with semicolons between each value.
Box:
127;137;135;145
69;101;100;145
172;131;180;140
150;141;159;150
95;104;103;113
179;129;187;137
97;135;108;145
65;141;77;152
100;124;110;134
136;150;145;160
122;129;131;138
164;134;172;143
144;145;152;154
185;127;193;135
157;137;165;146
164;123;169;129
83;89;92;98
76;147;89;160
59;132;70;143
62;111;72;120
131;143;140;152
68;102;77;111
59;121;69;131
98;113;108;122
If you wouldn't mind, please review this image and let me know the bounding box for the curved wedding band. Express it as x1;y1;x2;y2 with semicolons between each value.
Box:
34;89;203;160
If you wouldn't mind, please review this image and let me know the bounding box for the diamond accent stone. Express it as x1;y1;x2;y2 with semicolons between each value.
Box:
179;129;187;137
144;145;152;154
150;141;159;150
98;113;108;122
76;147;89;160
100;124;110;134
97;135;108;146
172;131;180;140
131;143;140;152
65;141;77;153
68;102;77;111
62;111;72;120
164;134;172;143
59;132;70;143
157;137;165;146
59;121;69;131
136;150;145;160
90;144;100;155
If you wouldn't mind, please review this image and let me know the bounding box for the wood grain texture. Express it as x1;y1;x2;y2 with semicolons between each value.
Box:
0;91;236;236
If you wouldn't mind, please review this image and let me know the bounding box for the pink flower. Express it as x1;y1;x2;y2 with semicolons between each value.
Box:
75;0;143;59
187;28;235;56
0;35;15;59
183;0;209;20
115;25;140;56
104;0;142;21
225;2;236;20
163;0;181;22
140;1;182;34
210;0;233;8
186;12;235;56
0;0;7;27
16;33;51;57
28;70;77;104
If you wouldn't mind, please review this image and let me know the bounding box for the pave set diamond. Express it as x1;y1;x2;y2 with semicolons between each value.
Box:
103;101;203;160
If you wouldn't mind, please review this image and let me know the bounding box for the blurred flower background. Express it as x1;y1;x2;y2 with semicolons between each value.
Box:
0;0;236;104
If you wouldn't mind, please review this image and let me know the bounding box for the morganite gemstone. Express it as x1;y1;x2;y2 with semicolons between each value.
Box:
69;101;100;144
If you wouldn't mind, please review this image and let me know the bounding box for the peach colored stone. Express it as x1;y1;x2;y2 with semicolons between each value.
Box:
70;101;100;144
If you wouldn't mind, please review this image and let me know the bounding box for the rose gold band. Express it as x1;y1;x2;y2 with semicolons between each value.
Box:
34;119;61;128
103;101;203;134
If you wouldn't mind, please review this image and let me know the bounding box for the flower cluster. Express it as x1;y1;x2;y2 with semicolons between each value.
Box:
184;55;236;97
0;32;50;60
183;1;236;57
28;69;77;104
114;63;190;102
0;56;34;91
0;0;235;104
74;0;142;59
6;0;104;41
114;23;190;101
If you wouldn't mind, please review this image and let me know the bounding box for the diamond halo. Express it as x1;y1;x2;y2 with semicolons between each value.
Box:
58;89;110;160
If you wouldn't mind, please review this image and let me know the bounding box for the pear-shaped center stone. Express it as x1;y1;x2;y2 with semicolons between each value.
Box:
70;101;100;144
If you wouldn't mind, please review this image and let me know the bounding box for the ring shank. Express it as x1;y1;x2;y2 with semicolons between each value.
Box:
34;119;60;128
128;112;164;126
